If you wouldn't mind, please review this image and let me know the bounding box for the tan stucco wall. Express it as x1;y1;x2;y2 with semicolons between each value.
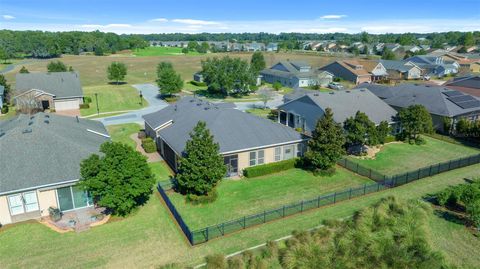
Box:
38;189;58;217
0;195;13;225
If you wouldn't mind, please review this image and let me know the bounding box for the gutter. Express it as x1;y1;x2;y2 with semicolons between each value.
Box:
0;179;79;196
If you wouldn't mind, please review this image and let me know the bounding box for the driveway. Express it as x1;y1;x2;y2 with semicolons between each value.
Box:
95;84;168;126
228;92;284;111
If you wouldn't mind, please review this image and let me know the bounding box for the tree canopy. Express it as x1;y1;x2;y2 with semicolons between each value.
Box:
79;142;155;216
250;51;266;75
201;56;255;96
176;121;226;196
107;62;127;84
47;61;67;72
398;105;433;143
381;47;396;60
304;108;345;172
19;66;29;73
156;62;183;96
343;111;378;147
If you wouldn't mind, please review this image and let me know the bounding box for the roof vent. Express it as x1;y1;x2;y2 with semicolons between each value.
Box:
313;93;319;96
22;128;32;134
45;114;50;118
346;90;351;93
0;131;5;138
329;92;334;94
30;116;35;120
28;121;34;126
360;89;366;92
44;120;49;124
174;104;177;111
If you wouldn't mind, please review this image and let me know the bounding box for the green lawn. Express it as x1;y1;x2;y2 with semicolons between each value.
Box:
348;136;479;175
245;108;273;119
149;161;173;183
168;167;374;229
106;123;142;149
80;84;148;116
183;81;208;92
0;163;479;268
133;47;202;57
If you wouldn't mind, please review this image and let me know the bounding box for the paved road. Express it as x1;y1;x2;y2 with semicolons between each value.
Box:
95;84;168;126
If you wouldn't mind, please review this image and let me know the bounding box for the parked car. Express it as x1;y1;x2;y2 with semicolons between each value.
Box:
422;75;431;81
328;82;344;90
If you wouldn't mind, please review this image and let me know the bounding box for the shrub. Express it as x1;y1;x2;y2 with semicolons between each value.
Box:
190;80;207;87
243;158;298;178
1;104;8;114
79;103;90;109
205;254;226;269
141;137;156;153
263;240;279;259
137;130;146;139
227;256;244;269
83;96;92;104
384;135;396;143
186;189;218;205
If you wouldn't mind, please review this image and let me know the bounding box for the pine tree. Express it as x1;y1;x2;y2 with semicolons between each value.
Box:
156;62;183;96
47;60;67;72
398;105;433;143
19;66;29;73
176;121;226;195
250;51;266;74
304;108;345;172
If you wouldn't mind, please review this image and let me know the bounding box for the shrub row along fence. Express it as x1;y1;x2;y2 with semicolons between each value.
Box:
337;153;480;184
157;153;480;245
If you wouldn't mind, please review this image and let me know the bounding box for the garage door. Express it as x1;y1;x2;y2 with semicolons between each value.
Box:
54;99;80;111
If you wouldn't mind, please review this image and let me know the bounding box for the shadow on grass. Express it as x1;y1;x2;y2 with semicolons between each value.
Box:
108;81;128;85
433;209;465;226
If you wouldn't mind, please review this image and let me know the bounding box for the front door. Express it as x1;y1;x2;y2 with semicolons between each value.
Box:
224;155;238;177
41;100;50;110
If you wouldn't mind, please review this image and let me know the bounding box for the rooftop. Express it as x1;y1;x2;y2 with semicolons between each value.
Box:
15;72;83;99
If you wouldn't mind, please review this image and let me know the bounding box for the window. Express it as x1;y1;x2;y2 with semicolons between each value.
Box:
284;145;294;160
274;147;281;161
296;144;303;157
249;150;265;166
57;186;93;212
7;191;39;215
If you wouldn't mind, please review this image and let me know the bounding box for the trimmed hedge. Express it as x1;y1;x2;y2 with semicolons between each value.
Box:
79;103;90;109
190;80;207;87
141;137;156;153
186;189;218;204
243;158;298;178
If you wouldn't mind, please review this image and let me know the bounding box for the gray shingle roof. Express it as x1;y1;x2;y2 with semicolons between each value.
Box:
0;85;4;96
278;89;397;131
260;61;317;80
0;113;110;195
15;72;83;99
143;97;304;155
364;83;480;117
446;75;480;89
380;60;420;73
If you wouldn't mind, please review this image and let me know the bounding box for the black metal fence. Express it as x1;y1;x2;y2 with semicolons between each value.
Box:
157;153;480;245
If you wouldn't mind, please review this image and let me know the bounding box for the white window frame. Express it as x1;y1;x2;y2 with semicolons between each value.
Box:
7;191;39;216
55;186;93;212
249;149;265;166
274;147;282;161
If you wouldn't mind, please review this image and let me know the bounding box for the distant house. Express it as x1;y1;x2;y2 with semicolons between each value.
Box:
193;72;204;83
261;60;333;88
14;72;84;111
245;42;265;52
405;55;459;77
445;75;480;97
380;60;423;80
403;45;422;53
143;97;306;177
319;60;373;84
0;113;110;225
361;83;480;132
277;89;397;135
0;85;4;114
266;43;278;52
385;43;402;52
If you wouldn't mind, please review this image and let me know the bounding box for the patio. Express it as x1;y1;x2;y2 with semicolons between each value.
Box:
41;206;110;233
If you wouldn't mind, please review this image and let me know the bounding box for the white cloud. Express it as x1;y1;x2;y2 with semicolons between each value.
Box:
288;27;348;33
320;15;347;20
2;15;15;20
171;19;220;25
81;23;132;29
150;18;168;22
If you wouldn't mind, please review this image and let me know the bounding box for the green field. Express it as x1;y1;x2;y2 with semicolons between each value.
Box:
1;163;479;268
245;108;273;118
81;84;148;116
106;123;142;149
348;136;479;175
168;168;374;229
133;47;202;56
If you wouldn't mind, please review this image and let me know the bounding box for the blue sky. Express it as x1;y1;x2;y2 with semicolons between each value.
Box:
1;0;479;34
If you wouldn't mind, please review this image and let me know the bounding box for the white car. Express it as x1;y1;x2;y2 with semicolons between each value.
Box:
328;82;344;90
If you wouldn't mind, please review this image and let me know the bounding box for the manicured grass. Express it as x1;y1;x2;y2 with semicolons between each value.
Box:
183;81;208;92
133;47;202;57
168;167;374;229
0;163;479;268
245;108;273;119
348;136;479;175
149;161;173;183
80;84;148;116
106;123;142;149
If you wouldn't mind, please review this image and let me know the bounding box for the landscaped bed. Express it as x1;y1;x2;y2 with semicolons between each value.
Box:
347;136;479;176
167;167;374;229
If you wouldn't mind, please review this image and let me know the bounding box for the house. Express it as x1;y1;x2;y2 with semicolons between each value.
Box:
14;72;84;111
277;89;398;135
445;75;480;97
143;97;306;177
380;60;423;80
0;113;110;225
385;43;401;52
193;72;204;83
260;60;333;88
356;60;389;81
403;45;422;53
405;55;459;77
266;43;278;52
319;60;373;84
0;85;4;114
244;42;265;52
361;83;480;132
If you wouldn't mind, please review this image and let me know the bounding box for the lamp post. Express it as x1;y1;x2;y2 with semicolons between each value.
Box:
95;93;99;115
139;90;143;106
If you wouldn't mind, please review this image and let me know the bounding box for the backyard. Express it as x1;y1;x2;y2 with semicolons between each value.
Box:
347;136;480;175
168;167;374;229
106;123;142;149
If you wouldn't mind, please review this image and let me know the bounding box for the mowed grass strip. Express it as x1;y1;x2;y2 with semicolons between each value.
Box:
81;84;148;116
106;123;142;149
347;136;480;175
1;164;480;268
168;167;374;229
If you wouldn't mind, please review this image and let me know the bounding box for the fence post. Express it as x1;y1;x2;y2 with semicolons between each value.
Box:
334;192;337;203
377;183;380;192
263;211;266;223
243;216;246;229
356;163;359;173
221;222;225;236
448;160;452;170
283;205;286;217
369;169;372;179
429;165;432;176
364;184;366;195
417;169;421;180
317;196;321;207
349;188;352;199
206;227;209;242
301;200;304;212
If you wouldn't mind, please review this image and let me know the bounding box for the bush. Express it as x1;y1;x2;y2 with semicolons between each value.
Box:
83;96;92;104
1;104;9;114
186;189;218;204
227;256;244;269
205;254;226;269
137;130;146;139
243;158;298;178
79;103;90;109
384;135;396;143
190;80;207;87
141;137;156;153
